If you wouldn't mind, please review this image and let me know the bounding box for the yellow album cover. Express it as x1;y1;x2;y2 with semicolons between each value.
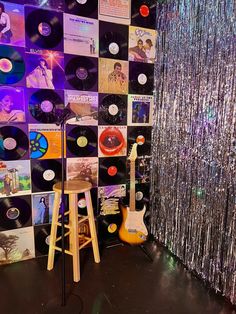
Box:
99;58;128;95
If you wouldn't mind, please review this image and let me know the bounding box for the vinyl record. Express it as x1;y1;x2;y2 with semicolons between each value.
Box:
0;196;31;231
30;131;48;159
34;224;51;256
65;0;98;18
131;0;157;29
98;214;122;240
25;8;63;49
66;126;97;157
99;94;127;125
0;46;25;85
129;62;154;95
128;127;151;156
99;157;126;186
78;188;98;216
29;89;64;124
0;126;29;160
65;56;98;91
99;22;128;60
31;159;62;192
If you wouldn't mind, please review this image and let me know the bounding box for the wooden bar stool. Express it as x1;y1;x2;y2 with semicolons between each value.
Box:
47;180;100;282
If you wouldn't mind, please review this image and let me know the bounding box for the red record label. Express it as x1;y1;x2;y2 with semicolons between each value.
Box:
107;166;118;176
140;5;150;17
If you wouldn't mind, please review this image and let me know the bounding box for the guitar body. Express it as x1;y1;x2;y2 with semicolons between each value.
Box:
119;203;148;245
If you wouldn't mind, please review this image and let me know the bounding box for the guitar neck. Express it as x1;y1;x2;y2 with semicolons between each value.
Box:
129;161;136;212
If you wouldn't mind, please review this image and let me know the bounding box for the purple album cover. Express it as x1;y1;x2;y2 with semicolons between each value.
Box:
0;1;25;47
98;184;126;216
25;50;64;90
5;1;64;11
0;86;25;123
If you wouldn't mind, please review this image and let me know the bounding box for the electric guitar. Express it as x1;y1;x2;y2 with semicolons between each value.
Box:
118;143;148;245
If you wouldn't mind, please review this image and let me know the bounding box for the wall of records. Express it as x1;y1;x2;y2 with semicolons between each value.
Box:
0;0;157;265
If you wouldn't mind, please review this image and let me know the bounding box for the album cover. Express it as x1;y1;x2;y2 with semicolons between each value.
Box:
25;49;64;90
98;184;126;216
0;226;35;265
127;155;151;184
29;124;62;159
98;94;127;125
99;58;128;95
99;157;127;186
99;0;131;25
0;45;25;87
64;14;98;57
0;1;25;47
128;94;153;126
65;0;98;19
67;157;98;187
127;126;152;156
129;26;157;63
7;1;64;11
32;192;54;225
65;90;98;125
0;86;25;123
98;126;127;157
0;160;31;198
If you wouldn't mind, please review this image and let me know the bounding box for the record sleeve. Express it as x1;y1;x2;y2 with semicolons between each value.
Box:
98;126;127;157
32;192;54;225
25;7;63;51
0;195;32;231
98;184;126;215
34;224;53;257
99;0;131;25
0;45;25;86
98;214;122;242
98;94;127;125
0;125;29;161
66;125;98;157
99;157;126;186
65;55;98;92
129;62;154;95
65;0;98;19
127;155;151;184
131;0;157;29
128;94;153;126
99;21;128;60
127;126;152;156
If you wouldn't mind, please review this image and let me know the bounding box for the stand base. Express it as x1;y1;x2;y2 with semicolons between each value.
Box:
44;293;83;314
139;243;154;262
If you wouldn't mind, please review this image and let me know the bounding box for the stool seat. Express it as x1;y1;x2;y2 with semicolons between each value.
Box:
53;180;92;194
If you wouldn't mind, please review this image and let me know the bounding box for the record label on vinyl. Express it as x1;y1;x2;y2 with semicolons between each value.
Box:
99;94;127;125
128;126;151;156
43;169;55;181
3;138;17;150
131;0;157;29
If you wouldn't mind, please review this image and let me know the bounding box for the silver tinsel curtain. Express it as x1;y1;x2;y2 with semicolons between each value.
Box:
151;0;236;304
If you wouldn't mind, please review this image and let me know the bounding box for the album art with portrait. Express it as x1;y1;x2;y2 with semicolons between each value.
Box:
99;58;128;94
129;26;156;63
0;160;31;197
65;90;98;126
128;94;153;126
0;86;25;123
64;14;98;57
32;192;54;226
98;184;126;216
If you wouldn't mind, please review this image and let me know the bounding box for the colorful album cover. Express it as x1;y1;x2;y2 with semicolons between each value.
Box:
98;184;126;216
0;86;25;123
0;160;31;198
128;94;153;126
64;14;98;57
0;1;25;47
99;58;128;95
0;226;35;265
25;50;64;90
98;126;127;157
32;192;54;225
29;124;62;160
129;26;157;63
65;90;98;125
99;0;131;25
127;156;151;184
6;0;64;10
67;157;98;187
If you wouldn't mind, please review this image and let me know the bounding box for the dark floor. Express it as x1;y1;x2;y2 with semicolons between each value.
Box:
0;242;235;314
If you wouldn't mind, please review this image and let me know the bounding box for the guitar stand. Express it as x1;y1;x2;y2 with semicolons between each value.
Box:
138;243;154;262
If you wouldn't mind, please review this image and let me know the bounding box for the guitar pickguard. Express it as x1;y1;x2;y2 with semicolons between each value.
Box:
124;205;148;236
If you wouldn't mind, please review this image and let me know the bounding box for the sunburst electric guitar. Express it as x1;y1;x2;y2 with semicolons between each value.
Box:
119;143;148;245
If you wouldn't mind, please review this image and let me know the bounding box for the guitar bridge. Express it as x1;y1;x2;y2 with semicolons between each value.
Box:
128;229;137;234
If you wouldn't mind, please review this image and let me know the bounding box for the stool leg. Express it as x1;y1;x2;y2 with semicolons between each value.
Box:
47;192;61;271
69;193;80;282
85;191;100;263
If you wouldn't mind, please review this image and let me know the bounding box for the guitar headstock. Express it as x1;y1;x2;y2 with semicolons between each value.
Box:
128;143;138;162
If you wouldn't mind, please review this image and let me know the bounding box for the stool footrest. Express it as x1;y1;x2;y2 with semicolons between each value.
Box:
52;245;73;256
58;210;70;219
79;239;92;249
78;216;89;224
56;231;71;242
56;222;70;229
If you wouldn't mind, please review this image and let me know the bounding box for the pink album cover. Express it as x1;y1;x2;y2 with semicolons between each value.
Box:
0;1;25;47
98;126;127;157
99;0;131;25
67;157;98;187
98;184;126;216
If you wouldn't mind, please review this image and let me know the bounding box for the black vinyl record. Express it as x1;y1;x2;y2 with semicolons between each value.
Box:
129;62;154;95
65;55;98;91
25;8;63;50
131;0;157;29
99;94;127;125
34;224;51;256
99;22;128;60
65;0;98;18
128;126;152;156
31;159;62;192
98;214;122;241
0;45;25;85
66;126;97;157
0;126;29;160
29;89;64;123
0;196;32;231
99;157;126;186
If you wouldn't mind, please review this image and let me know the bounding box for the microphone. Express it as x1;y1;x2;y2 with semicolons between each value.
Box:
56;103;75;126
